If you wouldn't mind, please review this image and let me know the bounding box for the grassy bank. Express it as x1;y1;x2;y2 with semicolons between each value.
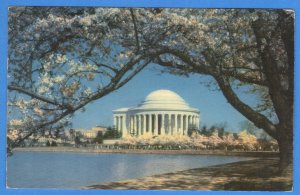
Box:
85;158;292;191
13;146;279;157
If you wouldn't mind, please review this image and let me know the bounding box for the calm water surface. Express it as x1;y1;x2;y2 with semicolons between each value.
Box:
7;151;252;189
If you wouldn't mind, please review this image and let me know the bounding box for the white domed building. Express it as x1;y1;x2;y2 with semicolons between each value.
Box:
113;89;200;138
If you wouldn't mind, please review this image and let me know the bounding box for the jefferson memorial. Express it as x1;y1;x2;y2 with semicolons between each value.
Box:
113;89;200;138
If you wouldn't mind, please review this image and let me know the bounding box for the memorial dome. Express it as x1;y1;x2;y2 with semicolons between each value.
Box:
135;89;196;111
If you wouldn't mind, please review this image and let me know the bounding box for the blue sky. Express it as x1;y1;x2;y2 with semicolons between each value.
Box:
1;1;300;195
72;63;256;132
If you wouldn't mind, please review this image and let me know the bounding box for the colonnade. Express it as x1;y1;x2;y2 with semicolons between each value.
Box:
114;114;126;134
114;112;199;137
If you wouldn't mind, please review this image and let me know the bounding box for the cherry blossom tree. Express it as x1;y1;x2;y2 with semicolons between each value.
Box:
190;132;208;149
8;7;165;152
221;133;239;151
238;130;258;151
127;8;293;173
207;131;224;149
8;8;293;173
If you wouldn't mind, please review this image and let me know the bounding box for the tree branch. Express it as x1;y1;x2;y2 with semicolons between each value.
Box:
7;85;68;109
130;8;140;53
9;49;166;149
155;47;277;138
115;60;151;89
157;47;267;86
214;75;277;138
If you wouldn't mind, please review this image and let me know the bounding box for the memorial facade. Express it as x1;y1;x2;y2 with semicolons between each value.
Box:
113;89;200;138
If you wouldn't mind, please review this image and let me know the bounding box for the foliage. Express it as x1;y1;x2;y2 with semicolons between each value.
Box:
7;7;160;150
117;130;276;151
120;8;293;170
93;131;103;144
8;8;293;171
51;141;57;147
238;130;258;150
74;136;81;147
103;127;122;139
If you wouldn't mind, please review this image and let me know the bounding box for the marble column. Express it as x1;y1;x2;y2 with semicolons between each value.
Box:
174;114;178;135
166;114;170;135
149;114;152;135
119;116;121;131
115;116;118;130
122;115;127;136
138;115;141;136
131;115;133;135
114;116;117;130
143;114;146;135
179;114;183;135
119;116;122;131
192;115;195;127
161;114;165;135
185;115;188;135
129;116;132;134
170;114;172;135
133;115;137;136
155;114;159;135
188;115;191;131
117;116;120;130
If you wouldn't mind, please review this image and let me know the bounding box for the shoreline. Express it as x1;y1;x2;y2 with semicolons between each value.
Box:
85;158;292;191
13;146;279;157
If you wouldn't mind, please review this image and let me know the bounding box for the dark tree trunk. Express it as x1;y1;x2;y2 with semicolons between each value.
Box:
277;124;293;175
252;11;294;176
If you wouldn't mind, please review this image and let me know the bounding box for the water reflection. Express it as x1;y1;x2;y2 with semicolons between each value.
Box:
7;152;252;189
111;159;127;180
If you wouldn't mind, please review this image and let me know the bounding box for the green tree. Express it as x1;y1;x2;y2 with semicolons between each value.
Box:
51;141;57;147
94;131;103;144
199;125;211;136
74;136;81;147
104;127;121;139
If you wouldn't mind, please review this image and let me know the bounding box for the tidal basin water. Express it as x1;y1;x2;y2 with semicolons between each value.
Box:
7;151;252;189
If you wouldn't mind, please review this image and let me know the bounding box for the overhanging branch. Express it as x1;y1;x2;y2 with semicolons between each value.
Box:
8;85;69;109
9;50;166;149
159;47;267;86
155;47;277;138
214;75;277;139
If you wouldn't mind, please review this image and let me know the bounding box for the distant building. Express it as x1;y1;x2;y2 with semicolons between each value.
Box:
113;89;200;138
75;126;107;139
